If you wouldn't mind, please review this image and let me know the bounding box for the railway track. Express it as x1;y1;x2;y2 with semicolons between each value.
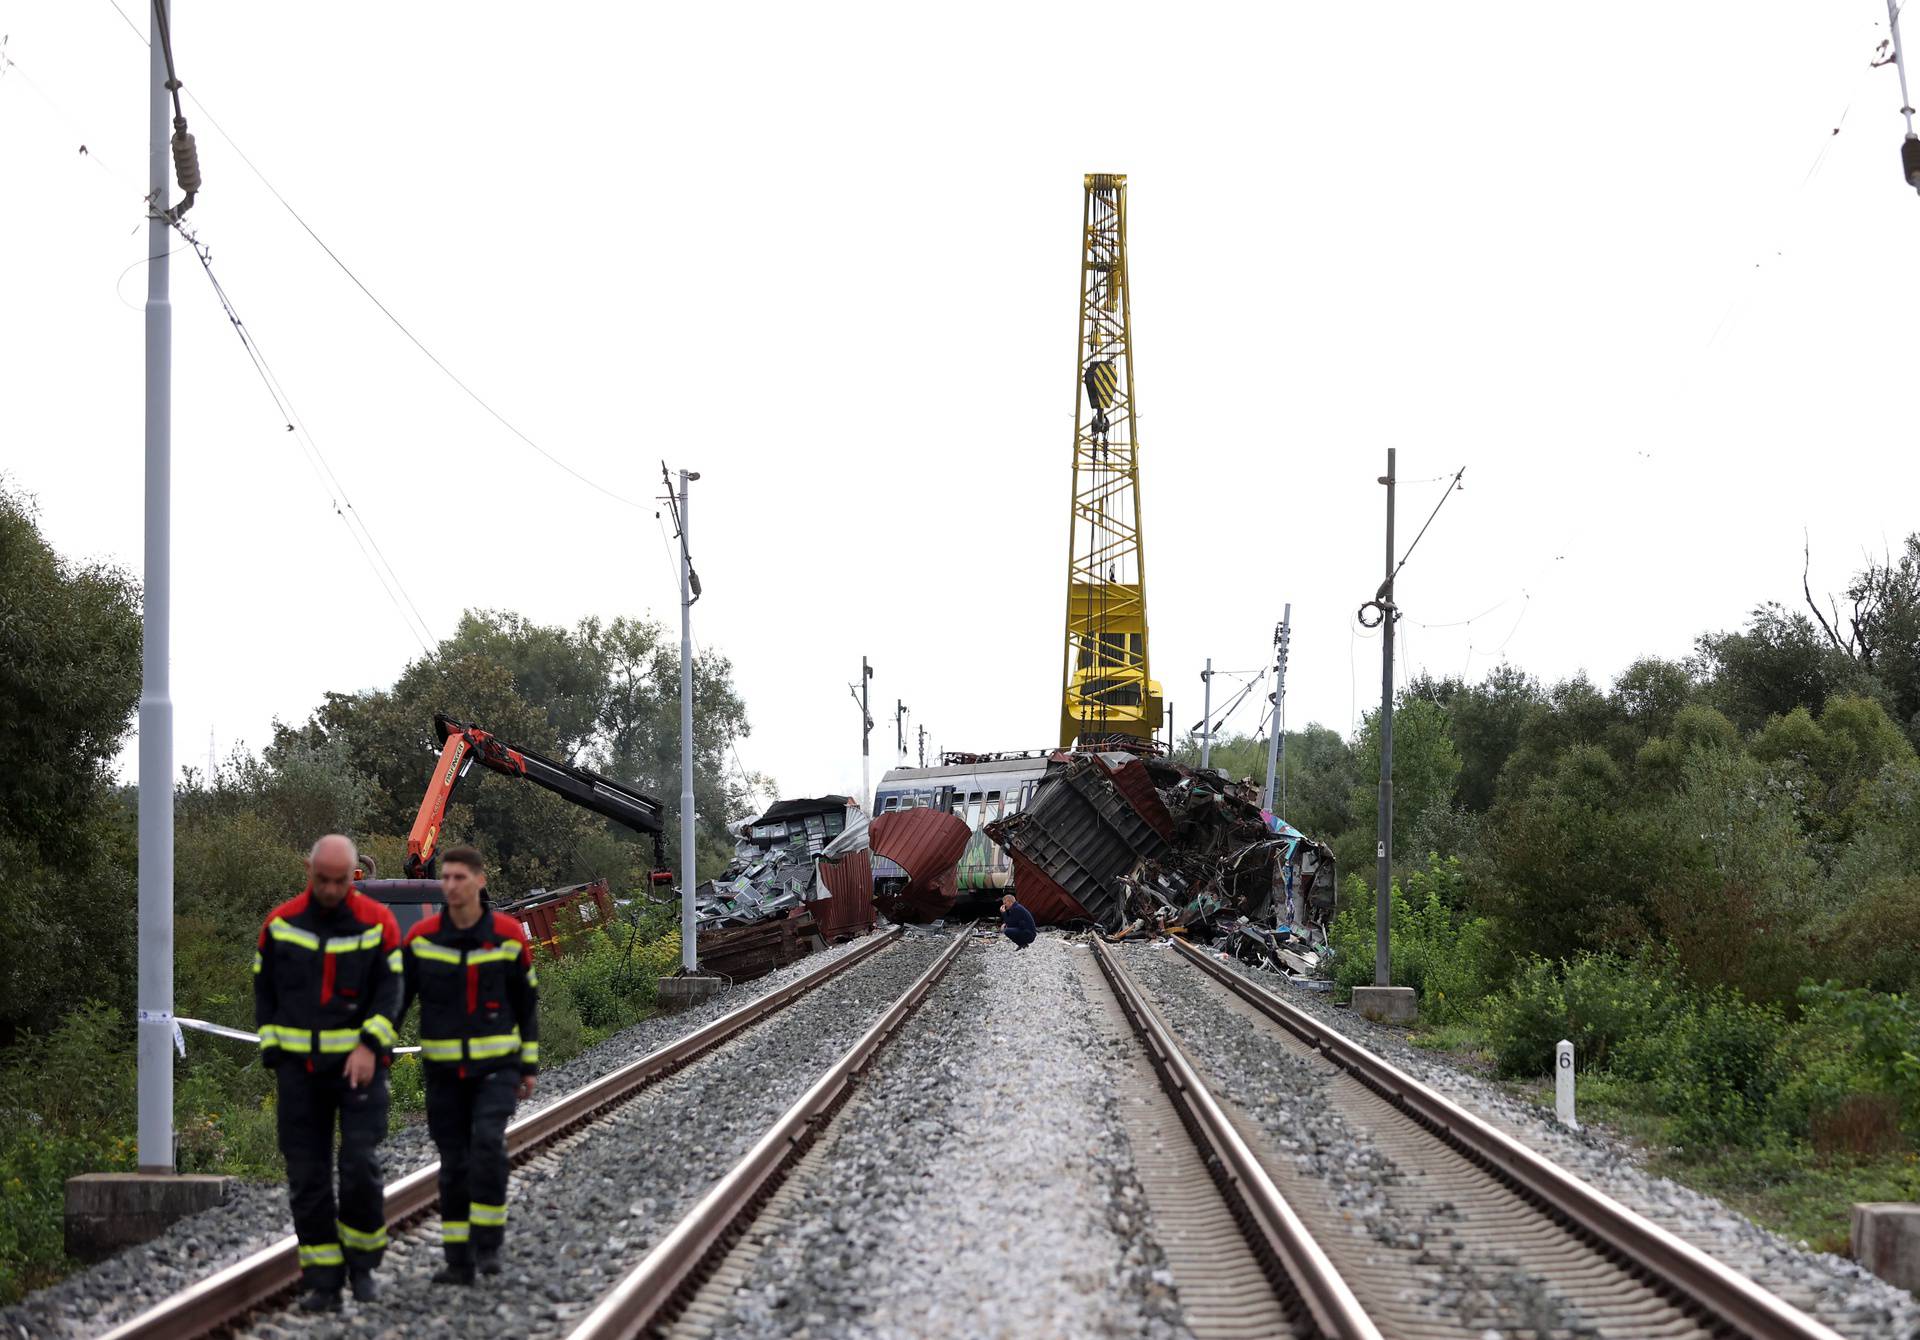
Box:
562;928;973;1339
95;927;908;1340
1115;935;1850;1340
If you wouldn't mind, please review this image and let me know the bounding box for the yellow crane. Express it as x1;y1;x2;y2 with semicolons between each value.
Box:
1059;173;1165;749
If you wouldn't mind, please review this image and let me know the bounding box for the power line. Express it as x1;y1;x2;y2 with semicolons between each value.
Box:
169;217;438;654
105;0;650;512
1388;465;1466;587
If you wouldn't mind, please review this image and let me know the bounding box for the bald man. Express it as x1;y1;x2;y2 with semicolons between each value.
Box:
254;835;402;1312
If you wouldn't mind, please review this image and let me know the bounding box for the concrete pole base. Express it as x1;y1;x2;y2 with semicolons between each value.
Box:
656;975;725;1012
1852;1203;1920;1291
1350;985;1418;1024
65;1172;233;1261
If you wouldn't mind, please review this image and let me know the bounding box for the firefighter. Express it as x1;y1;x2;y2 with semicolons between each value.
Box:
399;845;539;1284
254;833;402;1311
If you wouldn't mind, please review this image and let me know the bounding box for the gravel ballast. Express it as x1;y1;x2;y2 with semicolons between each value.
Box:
1117;940;1602;1339
0;931;894;1340
1179;944;1920;1340
698;931;1188;1340
237;929;955;1338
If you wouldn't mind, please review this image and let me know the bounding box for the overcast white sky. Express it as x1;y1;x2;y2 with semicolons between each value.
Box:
4;3;1917;812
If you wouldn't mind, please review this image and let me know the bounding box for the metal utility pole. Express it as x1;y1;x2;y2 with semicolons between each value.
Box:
1374;449;1397;988
135;0;176;1175
1199;659;1214;768
895;700;908;763
917;724;927;769
1889;0;1920;191
675;469;700;974
855;658;873;811
1164;700;1173;754
1261;604;1292;814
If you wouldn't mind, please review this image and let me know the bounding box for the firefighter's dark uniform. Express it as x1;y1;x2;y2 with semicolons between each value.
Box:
399;909;539;1271
253;888;402;1294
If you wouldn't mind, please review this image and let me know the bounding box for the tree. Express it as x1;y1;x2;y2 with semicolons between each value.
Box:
1694;604;1860;736
0;484;143;1037
1351;695;1461;855
1446;664;1543;812
0;486;141;866
272;608;758;891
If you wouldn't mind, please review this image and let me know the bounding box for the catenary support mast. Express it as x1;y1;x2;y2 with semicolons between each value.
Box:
137;0;176;1173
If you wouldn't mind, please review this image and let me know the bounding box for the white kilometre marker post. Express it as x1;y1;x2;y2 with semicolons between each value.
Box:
1556;1039;1578;1129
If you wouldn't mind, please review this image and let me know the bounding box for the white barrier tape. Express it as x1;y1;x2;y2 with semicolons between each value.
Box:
175;1016;422;1056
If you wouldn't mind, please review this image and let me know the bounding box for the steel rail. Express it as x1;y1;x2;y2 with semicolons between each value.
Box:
567;926;974;1340
1091;937;1381;1340
1168;936;1848;1340
98;926;906;1340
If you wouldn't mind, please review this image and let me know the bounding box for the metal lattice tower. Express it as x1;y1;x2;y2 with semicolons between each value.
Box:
1059;173;1164;749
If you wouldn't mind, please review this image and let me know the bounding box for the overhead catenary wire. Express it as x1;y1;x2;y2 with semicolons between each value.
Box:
104;0;650;511
168;217;438;655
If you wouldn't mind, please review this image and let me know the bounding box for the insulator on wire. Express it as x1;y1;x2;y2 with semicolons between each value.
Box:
171;115;201;196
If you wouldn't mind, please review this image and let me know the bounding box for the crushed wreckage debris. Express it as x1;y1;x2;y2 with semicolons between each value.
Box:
984;754;1336;971
693;795;876;945
869;807;973;923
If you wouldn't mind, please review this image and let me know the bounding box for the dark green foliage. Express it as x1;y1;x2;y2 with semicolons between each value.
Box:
274;610;756;896
1327;857;1494;1022
0;485;142;866
0;485;144;1040
1351;697;1461;854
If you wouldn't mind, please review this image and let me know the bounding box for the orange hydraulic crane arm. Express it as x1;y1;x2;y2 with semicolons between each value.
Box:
404;713;670;881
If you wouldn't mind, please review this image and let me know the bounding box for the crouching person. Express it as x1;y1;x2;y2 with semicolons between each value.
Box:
399;845;539;1284
255;834;402;1311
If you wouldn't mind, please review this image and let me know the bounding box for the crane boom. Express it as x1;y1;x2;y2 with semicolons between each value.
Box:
1060;173;1164;749
404;712;668;879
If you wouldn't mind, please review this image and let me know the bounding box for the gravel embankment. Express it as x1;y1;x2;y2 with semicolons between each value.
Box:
1188;944;1920;1340
1117;941;1596;1338
703;931;1189;1340
238;929;955;1338
0;932;895;1340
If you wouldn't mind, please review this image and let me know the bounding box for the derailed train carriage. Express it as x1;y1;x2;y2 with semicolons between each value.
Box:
871;750;1336;951
870;753;1051;920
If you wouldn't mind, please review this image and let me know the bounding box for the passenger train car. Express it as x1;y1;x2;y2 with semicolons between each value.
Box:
871;754;1052;909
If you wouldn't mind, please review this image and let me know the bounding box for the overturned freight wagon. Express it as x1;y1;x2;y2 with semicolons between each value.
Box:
692;796;879;979
985;754;1335;938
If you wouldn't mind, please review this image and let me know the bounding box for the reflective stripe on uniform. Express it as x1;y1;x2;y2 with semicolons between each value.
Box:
467;946;522;967
386;950;403;973
442;1220;470;1244
268;918;320;950
260;1024;363;1054
298;1242;344;1267
520;1041;539;1065
363;1015;397;1047
525;965;539;988
409;940;462;965
470;1202;507;1228
251;950;263;975
324;928;384;953
337;1220;388;1253
419;1028;521;1063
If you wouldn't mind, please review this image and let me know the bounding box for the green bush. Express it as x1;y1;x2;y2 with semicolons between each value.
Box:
1775;984;1920;1146
1327;856;1496;1022
1481;952;1684;1079
1644;989;1786;1150
0;1004;136;1303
